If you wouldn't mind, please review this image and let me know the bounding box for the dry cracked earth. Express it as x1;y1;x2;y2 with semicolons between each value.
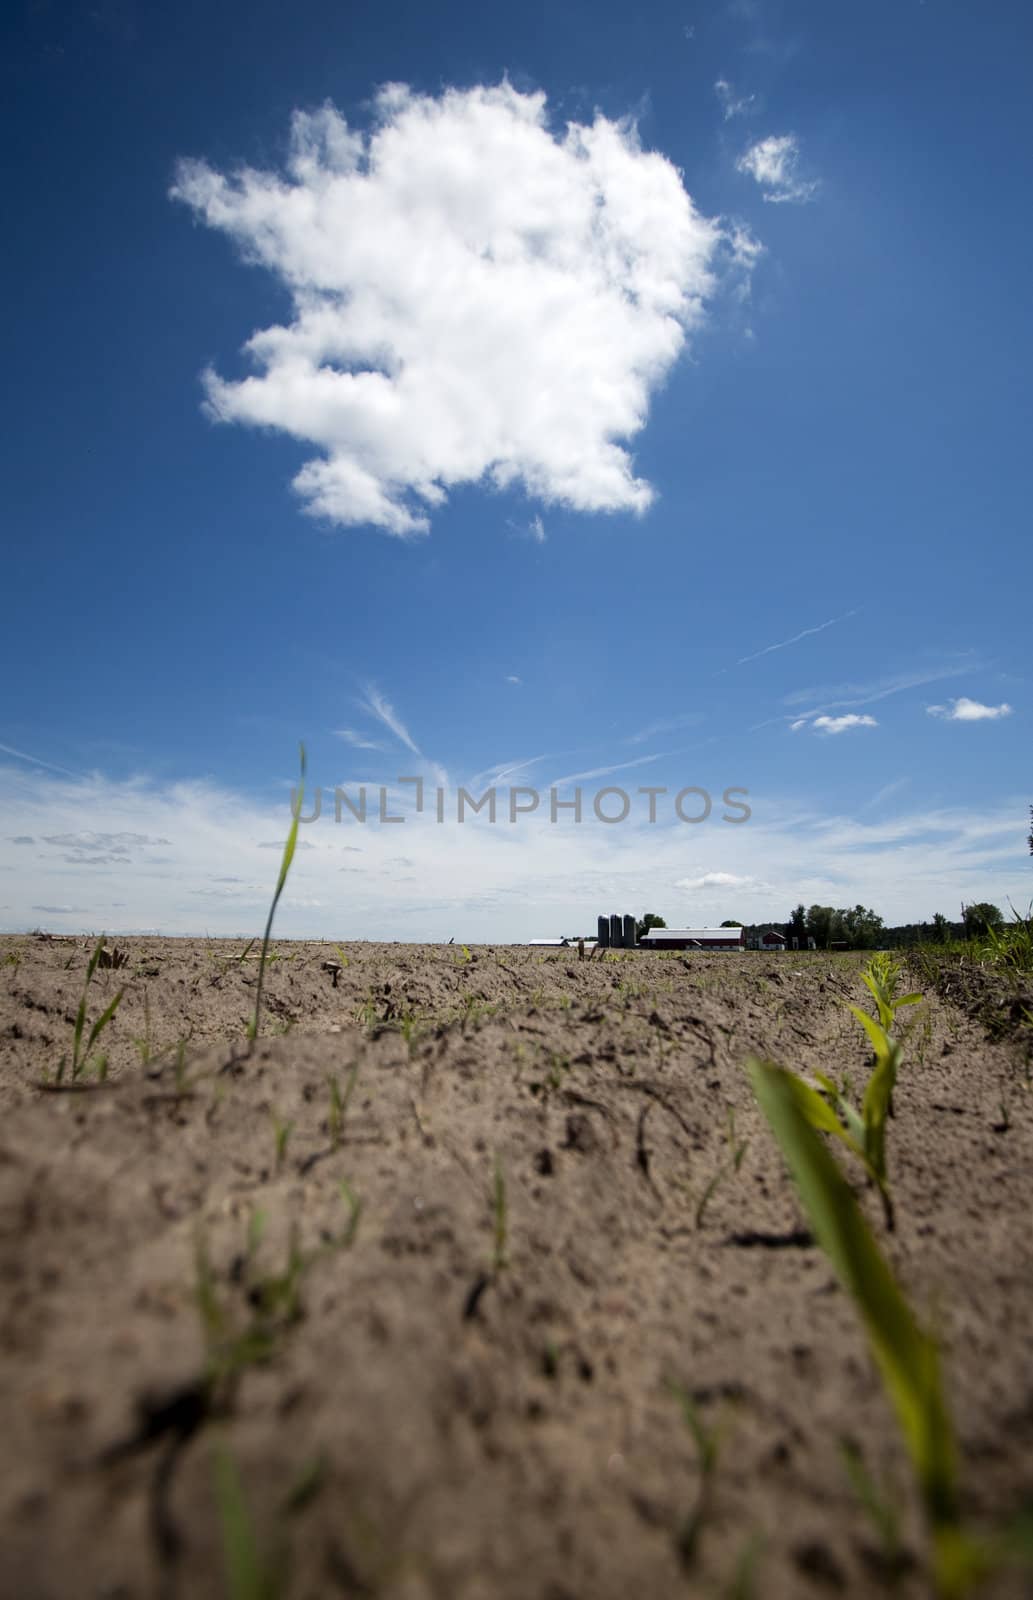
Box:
1;935;1031;1600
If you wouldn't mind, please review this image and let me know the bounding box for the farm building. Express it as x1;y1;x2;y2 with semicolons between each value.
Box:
638;927;745;951
747;929;788;950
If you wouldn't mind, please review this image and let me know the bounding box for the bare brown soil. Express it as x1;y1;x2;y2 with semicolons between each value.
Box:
1;935;1031;1600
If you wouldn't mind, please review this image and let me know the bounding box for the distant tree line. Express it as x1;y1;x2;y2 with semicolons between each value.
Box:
736;901;1007;951
628;901;1013;952
625;806;1029;952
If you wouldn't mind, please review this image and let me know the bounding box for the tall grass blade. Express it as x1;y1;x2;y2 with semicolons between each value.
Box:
249;743;306;1043
212;1441;282;1600
747;1059;959;1547
85;988;124;1058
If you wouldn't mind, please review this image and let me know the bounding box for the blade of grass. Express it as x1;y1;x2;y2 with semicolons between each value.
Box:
492;1158;508;1273
748;1058;961;1577
84;987;124;1059
249;743;306;1044
212;1440;283;1600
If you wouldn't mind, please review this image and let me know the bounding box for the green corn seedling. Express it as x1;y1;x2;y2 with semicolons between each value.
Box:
748;1057;989;1598
840;1438;905;1582
666;1378;723;1568
58;937;124;1082
793;956;923;1229
327;1075;343;1148
696;1107;750;1229
212;1440;286;1600
860;952;923;1031
327;1065;358;1148
491;1158;508;1273
249;743;306;1043
336;1178;363;1249
272;1114;293;1174
133;989;153;1067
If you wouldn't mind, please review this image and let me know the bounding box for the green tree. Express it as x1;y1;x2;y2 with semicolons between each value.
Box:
841;905;884;950
931;912;950;943
636;912;667;941
788;904;808;946
806;905;845;949
720;919;743;928
963;902;1003;937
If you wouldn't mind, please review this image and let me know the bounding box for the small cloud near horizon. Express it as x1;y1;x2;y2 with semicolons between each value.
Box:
675;870;756;891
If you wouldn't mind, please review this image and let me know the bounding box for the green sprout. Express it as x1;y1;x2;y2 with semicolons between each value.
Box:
212;1440;286;1600
133;988;153;1067
791;956;922;1230
336;1178;363;1249
748;1056;986;1598
840;1438;905;1582
491;1158;508;1274
860;952;923;1031
666;1379;723;1568
58;936;124;1082
249;743;306;1044
327;1066;358;1149
272;1114;293;1174
696;1106;750;1229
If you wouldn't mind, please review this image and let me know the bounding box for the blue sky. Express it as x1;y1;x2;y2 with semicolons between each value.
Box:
1;0;1030;938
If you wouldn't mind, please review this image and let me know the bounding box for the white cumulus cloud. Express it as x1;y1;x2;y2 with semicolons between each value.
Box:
813;714;878;735
927;697;1013;723
737;134;817;204
675;870;755;890
793;714;878;735
172;83;729;536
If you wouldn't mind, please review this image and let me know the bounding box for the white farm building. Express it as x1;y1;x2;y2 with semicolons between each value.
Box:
638;927;745;951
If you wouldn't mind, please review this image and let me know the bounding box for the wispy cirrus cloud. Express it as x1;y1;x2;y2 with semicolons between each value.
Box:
353;684;450;790
467;753;550;790
714;78;756;119
506;514;547;544
357;685;420;754
626;712;702;745
548;752;665;787
336;728;387;751
736;608;859;667
172;83;731;537
1;760;1028;937
865;777;911;810
783;662;976;719
0;741;81;778
737;134;817;203
927;697;1013;723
